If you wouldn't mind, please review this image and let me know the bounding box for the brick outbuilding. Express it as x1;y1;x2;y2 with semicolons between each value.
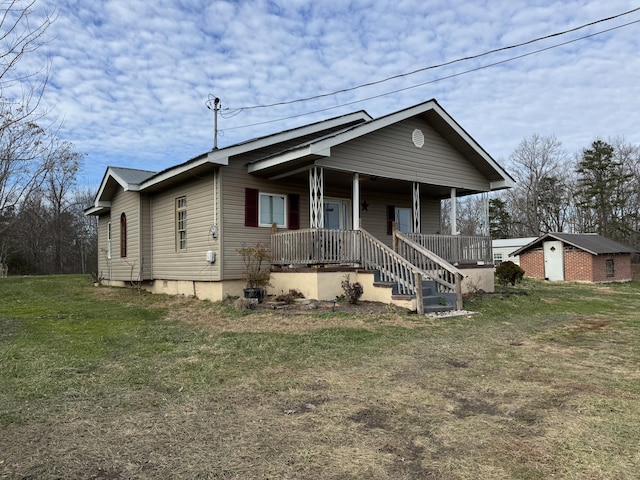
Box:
511;233;636;283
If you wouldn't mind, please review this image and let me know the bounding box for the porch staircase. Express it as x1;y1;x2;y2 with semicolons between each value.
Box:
419;279;456;313
373;272;456;313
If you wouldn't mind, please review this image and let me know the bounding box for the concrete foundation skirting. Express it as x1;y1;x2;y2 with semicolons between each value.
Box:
269;268;415;310
457;264;495;294
103;264;495;308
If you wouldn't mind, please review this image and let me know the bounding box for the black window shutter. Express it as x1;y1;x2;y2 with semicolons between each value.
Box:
245;188;259;227
288;194;300;230
386;205;395;235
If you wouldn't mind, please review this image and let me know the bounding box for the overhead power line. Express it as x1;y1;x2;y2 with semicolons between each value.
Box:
232;6;640;112
222;16;640;132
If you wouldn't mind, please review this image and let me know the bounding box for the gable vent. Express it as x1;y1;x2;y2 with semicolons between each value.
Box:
412;128;424;148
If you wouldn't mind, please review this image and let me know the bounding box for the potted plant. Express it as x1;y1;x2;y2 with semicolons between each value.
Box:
237;243;271;303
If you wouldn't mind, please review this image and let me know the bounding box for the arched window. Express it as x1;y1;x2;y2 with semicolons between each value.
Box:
120;213;127;258
107;222;112;259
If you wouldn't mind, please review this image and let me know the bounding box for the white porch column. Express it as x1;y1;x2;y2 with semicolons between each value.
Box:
352;173;360;230
450;187;457;235
412;182;421;233
309;167;324;228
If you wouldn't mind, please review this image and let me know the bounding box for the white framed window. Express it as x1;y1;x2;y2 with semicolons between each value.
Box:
493;252;503;265
259;192;286;227
323;198;351;229
176;196;187;251
395;207;412;233
107;222;112;259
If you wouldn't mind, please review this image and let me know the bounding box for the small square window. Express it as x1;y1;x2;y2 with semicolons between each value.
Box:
494;252;503;265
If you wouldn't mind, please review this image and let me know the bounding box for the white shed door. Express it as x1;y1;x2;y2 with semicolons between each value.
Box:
543;241;564;281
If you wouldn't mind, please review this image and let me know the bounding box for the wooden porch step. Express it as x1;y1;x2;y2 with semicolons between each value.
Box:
375;271;456;314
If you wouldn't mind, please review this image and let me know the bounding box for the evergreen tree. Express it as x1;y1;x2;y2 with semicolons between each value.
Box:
574;140;633;241
489;197;512;239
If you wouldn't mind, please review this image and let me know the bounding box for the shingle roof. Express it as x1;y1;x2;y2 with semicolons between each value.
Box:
512;233;637;256
109;167;157;185
492;237;537;249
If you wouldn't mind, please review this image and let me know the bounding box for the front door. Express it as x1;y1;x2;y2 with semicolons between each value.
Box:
323;198;351;229
543;240;564;281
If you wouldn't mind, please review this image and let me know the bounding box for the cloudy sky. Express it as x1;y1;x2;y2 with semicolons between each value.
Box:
18;0;640;187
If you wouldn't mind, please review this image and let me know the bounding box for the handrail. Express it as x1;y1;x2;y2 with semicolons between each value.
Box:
394;231;464;310
394;232;462;285
358;228;429;314
359;229;423;294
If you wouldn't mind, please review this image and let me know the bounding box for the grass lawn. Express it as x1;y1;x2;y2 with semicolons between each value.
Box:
1;275;639;479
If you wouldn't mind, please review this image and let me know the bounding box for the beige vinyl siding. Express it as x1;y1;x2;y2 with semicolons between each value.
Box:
220;160;309;281
109;190;141;281
151;173;220;281
319;118;490;192
140;195;152;279
358;187;441;247
422;197;441;232
97;215;111;278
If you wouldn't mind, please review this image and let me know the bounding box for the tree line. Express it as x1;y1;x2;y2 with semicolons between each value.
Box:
0;0;97;275
452;134;640;252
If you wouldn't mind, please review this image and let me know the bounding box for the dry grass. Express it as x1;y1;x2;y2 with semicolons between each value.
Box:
1;276;639;479
161;295;438;334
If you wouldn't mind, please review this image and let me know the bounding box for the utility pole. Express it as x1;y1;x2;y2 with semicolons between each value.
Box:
206;95;220;149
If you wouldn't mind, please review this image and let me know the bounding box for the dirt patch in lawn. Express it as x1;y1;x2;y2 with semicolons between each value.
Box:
161;295;466;333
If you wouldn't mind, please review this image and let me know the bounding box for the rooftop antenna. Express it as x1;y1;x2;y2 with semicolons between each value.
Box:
206;95;221;149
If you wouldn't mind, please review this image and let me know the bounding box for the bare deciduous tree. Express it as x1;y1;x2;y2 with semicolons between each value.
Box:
1;0;55;263
0;1;93;275
505;134;569;236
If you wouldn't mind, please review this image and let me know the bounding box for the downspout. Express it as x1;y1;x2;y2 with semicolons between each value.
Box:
212;169;218;232
149;197;153;279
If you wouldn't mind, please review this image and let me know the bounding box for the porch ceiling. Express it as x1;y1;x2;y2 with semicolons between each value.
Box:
250;154;324;181
262;166;480;199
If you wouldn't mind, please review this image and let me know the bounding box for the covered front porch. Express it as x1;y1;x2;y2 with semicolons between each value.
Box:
257;164;496;313
270;224;492;313
243;102;513;311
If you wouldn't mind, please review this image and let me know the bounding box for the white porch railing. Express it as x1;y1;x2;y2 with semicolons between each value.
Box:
403;233;492;264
